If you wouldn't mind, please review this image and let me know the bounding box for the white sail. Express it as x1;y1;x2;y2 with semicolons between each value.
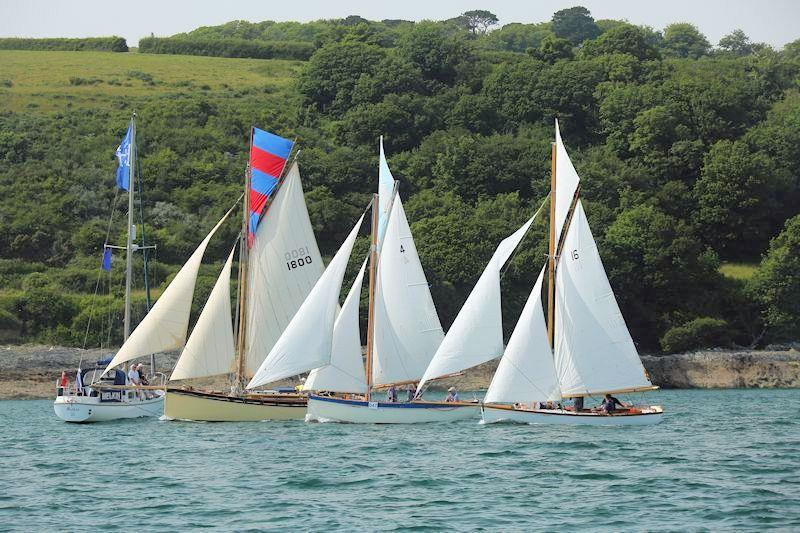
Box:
378;137;395;243
372;195;444;386
417;215;536;391
170;246;236;381
103;207;233;374
484;265;561;403
243;161;325;378
554;201;653;396
246;213;365;389
555;119;580;244
303;257;368;394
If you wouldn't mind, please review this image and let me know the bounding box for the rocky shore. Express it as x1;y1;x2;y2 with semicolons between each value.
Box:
1;344;798;399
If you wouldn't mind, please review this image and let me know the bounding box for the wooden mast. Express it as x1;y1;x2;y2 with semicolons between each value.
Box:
364;193;379;402
234;127;254;388
547;140;556;350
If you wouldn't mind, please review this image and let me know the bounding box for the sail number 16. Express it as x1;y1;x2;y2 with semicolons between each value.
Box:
285;246;313;271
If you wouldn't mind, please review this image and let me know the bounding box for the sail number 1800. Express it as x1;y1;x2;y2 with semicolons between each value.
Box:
285;246;313;271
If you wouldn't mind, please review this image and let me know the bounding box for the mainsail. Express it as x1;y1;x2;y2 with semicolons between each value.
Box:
554;201;653;396
246;213;365;388
372;194;444;386
304;258;369;394
243;161;324;377
554;119;580;244
417;215;536;392
484;265;561;403
102;206;233;374
170;246;236;381
377;137;395;243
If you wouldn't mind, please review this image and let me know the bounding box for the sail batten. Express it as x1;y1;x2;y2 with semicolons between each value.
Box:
246;213;365;389
417;215;536;391
170;246;236;381
102;206;234;375
243;162;325;378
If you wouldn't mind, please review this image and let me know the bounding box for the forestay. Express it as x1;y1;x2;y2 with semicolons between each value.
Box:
170;246;236;381
554;201;653;397
102;206;234;375
417;215;536;392
554;119;580;244
246;213;365;389
372;195;444;386
244;162;324;378
303;258;369;394
484;265;561;403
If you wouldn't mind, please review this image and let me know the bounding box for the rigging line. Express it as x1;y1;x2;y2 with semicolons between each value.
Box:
500;194;550;281
136;154;151;312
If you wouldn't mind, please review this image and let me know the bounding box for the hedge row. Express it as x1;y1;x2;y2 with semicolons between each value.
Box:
138;37;314;61
0;37;128;52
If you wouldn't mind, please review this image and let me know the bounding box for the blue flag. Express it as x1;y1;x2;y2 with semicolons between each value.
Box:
102;248;113;271
115;124;132;190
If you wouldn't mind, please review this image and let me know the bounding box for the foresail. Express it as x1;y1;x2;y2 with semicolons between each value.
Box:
304;257;369;394
102;206;233;375
555;119;580;244
170;246;236;381
244;161;324;378
246;213;365;389
484;265;561;403
417;215;536;391
554;201;652;396
372;196;444;386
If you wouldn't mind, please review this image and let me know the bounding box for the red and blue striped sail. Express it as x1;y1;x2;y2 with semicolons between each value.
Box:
248;127;294;247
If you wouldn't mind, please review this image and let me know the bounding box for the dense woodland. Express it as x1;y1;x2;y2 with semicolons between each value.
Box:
0;7;798;353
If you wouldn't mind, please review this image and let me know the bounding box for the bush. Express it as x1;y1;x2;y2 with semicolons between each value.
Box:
659;317;731;353
138;37;313;60
0;37;128;52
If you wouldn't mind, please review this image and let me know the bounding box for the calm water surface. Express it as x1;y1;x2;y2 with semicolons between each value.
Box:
1;390;799;531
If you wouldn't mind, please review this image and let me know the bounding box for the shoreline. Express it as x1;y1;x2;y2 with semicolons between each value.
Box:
1;344;798;400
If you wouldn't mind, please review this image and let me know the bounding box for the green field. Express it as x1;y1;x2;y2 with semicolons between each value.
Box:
719;262;758;280
0;50;302;113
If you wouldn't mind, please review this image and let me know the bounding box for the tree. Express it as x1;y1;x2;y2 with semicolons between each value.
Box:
551;6;600;45
483;22;553;53
662;23;710;59
718;29;753;56
749;214;800;341
581;25;660;60
459;10;499;35
397;21;475;85
530;35;574;63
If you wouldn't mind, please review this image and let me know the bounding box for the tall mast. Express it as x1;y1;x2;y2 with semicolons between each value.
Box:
547;140;556;350
234;127;254;387
364;193;379;401
123;114;136;346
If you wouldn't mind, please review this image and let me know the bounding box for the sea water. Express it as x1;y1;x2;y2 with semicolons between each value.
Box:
1;389;798;531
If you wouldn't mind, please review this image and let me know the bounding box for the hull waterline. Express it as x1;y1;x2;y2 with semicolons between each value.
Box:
307;395;479;424
480;404;663;426
163;389;307;422
53;392;164;423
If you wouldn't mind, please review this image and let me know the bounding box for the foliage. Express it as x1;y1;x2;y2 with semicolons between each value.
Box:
0;37;128;52
662;23;710;59
138;37;313;60
550;6;600;45
659;317;731;352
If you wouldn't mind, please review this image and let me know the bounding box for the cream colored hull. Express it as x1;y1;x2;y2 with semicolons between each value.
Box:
163;389;306;422
481;404;664;426
307;395;480;424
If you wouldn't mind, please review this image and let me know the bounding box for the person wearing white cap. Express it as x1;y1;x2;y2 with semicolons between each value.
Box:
445;387;458;403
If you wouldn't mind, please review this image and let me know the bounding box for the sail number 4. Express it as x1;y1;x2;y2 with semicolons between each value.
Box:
285;246;313;271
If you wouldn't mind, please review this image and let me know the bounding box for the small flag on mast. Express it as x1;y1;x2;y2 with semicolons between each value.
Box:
102;247;113;271
115;124;133;190
248;127;293;247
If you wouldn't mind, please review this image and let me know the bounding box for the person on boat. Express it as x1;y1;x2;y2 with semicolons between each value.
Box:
58;371;68;396
445;387;459;403
595;394;626;414
128;365;141;385
387;385;398;403
406;383;416;402
137;363;149;386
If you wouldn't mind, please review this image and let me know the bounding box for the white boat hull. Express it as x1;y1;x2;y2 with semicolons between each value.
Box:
307;395;479;424
481;404;663;426
53;392;165;423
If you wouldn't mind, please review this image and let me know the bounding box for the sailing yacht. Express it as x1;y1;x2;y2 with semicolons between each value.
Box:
54;114;165;422
480;121;663;425
303;140;478;423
